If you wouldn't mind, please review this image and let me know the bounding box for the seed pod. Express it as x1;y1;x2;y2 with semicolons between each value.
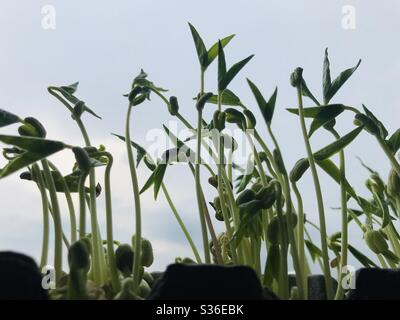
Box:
128;86;143;104
115;244;134;276
236;189;256;206
24;117;47;138
387;169;400;198
256;186;277;209
213;110;226;131
330;257;339;268
370;174;385;194
208;175;218;188
196;92;213;111
140;238;154;268
290;158;310;183
365;230;388;254
238;199;263;215
243;109;256;129
132;94;146;106
354;113;379;136
72;147;91;173
225;108;246;130
168;96;179;116
139;279;151;298
68;239;90;271
20;171;32;181
273;149;287;175
290;67;303;87
267;216;281;245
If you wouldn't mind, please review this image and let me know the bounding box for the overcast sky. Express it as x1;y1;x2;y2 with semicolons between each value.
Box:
1;1;400;274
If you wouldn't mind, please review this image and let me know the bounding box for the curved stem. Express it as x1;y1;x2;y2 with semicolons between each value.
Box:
331;130;348;300
195;108;211;263
48;161;77;244
161;183;202;263
41;159;63;285
32;164;49;269
125;104;142;291
295;85;333;299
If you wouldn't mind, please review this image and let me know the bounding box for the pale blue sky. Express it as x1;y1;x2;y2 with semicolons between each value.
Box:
1;1;400;273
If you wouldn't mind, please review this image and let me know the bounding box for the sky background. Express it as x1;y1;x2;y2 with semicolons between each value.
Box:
1;0;400;274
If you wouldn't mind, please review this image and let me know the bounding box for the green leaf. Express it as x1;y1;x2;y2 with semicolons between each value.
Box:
326;59;361;102
219;54;254;92
111;133;147;168
83;105;102;120
316;159;357;199
60;82;79;95
300;79;320;106
247;79;277;125
264;244;280;286
387;129;400;154
140;164;167;199
188;23;208;69
348;244;378;268
322;48;332;103
308;105;345;137
362;105;388;139
205;89;241;106
0;109;21;128
206;34;235;69
305;240;323;262
0;135;65;179
287;104;345;118
217;41;227;91
382;250;400;264
313;126;364;161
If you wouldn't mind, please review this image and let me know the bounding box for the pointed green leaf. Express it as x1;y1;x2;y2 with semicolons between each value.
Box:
219;54;254;91
0;109;21;128
0;135;65;179
348;244;378;268
287;105;343;118
206;34;235;69
83;105;102;120
112;133;147;168
323;48;332;103
305;240;323;262
388;129;400;154
247;79;277;125
313;126;364;161
217;41;227;91
362;105;388;139
188;23;208;69
140;163;167;199
300;79;320;105
316;159;357;198
308;105;345;137
326;59;361;102
205;89;241;106
264;244;280;286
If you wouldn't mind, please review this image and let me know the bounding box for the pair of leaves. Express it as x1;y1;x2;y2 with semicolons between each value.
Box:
247;79;277;125
0;135;66;179
188;23;235;71
218;41;254;92
50;82;102;119
204;89;242;107
0;109;21;128
140;163;167;199
323;49;361;103
287;104;345;137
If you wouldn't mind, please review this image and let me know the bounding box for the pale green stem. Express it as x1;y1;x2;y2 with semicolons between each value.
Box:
32;164;49;269
41;159;63;285
295;85;333;299
161;183;202;263
125;103;142;291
